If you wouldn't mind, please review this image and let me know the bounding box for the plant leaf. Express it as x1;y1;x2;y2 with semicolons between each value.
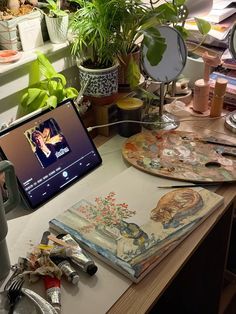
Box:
46;95;58;109
153;3;177;22
194;18;211;35
25;88;44;107
19;89;48;116
143;27;166;66
175;0;185;5
65;87;79;99
29;60;40;86
126;56;140;89
175;25;189;40
35;51;58;79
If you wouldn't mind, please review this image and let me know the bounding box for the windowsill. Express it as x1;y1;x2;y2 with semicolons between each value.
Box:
0;41;77;100
0;41;71;75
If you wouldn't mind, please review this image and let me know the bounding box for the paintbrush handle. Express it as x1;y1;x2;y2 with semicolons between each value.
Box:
157;184;215;188
204;140;236;148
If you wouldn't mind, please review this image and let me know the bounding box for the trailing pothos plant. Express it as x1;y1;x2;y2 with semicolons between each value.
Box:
17;51;78;118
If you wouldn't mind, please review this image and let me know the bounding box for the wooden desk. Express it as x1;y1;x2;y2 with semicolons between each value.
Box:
2;114;236;314
94;116;236;314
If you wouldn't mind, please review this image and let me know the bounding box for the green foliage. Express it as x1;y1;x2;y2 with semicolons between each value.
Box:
44;0;68;17
194;18;211;36
17;52;78;118
69;0;121;68
68;0;211;86
127;56;141;90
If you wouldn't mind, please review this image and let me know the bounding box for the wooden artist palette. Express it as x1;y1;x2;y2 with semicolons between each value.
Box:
122;130;236;183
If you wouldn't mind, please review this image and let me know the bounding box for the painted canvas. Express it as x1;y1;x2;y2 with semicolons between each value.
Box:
122;130;236;182
49;167;224;282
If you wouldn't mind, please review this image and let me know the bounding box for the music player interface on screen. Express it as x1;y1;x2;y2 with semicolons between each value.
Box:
0;102;101;208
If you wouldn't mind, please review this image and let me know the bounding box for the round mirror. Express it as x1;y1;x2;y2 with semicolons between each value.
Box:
142;25;187;84
141;25;187;130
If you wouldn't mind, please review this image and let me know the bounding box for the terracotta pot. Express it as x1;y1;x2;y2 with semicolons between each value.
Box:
118;49;140;87
78;62;119;105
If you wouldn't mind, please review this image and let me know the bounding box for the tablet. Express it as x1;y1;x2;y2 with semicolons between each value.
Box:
0;99;102;209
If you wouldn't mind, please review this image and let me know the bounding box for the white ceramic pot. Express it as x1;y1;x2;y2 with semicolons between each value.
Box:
182;55;204;88
45;14;69;44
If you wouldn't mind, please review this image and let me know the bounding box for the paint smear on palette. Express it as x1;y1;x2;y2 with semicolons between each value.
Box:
122;130;236;183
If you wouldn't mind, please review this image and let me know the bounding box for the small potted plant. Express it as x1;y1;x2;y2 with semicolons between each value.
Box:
43;0;69;44
68;0;122;105
17;51;78;117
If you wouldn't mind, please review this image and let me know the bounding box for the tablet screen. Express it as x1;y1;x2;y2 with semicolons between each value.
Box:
0;99;102;209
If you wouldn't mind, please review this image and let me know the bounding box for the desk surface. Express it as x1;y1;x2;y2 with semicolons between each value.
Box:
105;116;236;313
2;114;236;314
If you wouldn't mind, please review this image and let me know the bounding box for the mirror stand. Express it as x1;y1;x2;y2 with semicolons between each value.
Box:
142;82;180;130
141;25;187;131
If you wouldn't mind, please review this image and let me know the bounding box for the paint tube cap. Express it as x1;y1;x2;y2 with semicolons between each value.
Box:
87;264;98;276
71;273;80;285
53;305;61;313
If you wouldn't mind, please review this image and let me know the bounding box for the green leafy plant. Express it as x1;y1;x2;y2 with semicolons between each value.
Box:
44;0;68;17
68;0;211;84
69;0;123;68
17;51;78;118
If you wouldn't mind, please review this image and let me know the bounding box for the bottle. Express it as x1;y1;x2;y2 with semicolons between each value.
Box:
193;52;221;114
210;78;228;117
193;79;210;113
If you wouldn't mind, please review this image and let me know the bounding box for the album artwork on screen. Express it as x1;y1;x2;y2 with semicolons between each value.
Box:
50;167;224;283
25;118;71;169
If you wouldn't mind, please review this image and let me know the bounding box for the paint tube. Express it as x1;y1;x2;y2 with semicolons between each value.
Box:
44;275;61;313
51;257;80;285
50;246;73;259
57;234;98;276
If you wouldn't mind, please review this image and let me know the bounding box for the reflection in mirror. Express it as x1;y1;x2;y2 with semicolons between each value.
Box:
141;25;187;130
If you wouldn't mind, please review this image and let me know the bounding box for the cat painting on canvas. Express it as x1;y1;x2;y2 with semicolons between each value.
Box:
50;167;224;282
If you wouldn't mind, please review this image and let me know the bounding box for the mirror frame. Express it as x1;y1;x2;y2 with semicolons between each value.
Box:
229;23;236;60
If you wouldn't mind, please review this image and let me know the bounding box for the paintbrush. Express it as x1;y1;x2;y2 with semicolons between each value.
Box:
200;139;236;148
157;184;219;188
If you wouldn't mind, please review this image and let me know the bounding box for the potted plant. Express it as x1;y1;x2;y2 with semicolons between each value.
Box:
17;51;78;117
43;0;69;43
114;0;211;89
112;0;164;88
68;0;123;105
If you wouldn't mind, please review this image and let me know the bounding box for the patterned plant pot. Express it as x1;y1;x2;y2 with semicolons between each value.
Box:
78;62;119;105
45;14;68;44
